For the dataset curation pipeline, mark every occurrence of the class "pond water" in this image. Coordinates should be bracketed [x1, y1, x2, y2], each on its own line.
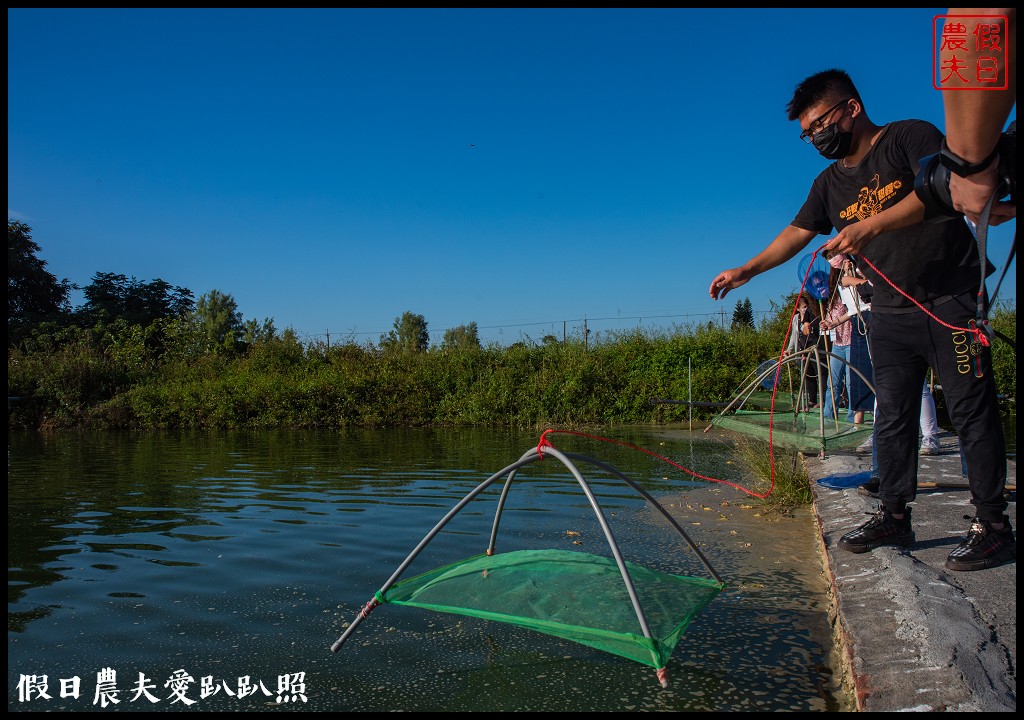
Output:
[8, 426, 850, 712]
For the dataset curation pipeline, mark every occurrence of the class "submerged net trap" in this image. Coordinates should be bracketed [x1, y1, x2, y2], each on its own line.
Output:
[330, 442, 725, 687]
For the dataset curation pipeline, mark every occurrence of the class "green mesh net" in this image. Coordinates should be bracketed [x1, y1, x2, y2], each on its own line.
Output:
[331, 445, 727, 684]
[378, 548, 725, 669]
[712, 408, 872, 454]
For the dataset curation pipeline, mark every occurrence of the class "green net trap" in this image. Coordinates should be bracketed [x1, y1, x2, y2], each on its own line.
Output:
[330, 444, 725, 687]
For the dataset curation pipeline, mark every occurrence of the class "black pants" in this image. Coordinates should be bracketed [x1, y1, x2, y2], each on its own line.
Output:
[799, 340, 827, 405]
[870, 293, 1007, 522]
[801, 356, 819, 405]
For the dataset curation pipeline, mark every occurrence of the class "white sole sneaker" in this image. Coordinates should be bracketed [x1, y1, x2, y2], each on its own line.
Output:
[919, 438, 941, 456]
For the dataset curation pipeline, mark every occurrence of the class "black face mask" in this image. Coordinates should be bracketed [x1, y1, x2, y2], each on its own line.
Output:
[812, 121, 853, 160]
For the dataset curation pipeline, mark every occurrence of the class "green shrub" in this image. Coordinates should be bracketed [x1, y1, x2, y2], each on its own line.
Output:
[10, 295, 1012, 431]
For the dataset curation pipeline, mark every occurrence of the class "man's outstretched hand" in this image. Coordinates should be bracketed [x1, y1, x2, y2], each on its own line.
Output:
[709, 267, 750, 301]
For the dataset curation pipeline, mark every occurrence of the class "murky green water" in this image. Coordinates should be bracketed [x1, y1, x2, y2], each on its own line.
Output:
[8, 426, 850, 711]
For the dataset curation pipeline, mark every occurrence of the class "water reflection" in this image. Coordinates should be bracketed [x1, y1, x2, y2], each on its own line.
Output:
[8, 427, 849, 711]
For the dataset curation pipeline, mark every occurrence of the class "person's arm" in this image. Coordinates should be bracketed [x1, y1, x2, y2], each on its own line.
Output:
[943, 8, 1016, 163]
[943, 8, 1016, 225]
[709, 225, 818, 300]
[823, 191, 928, 257]
[787, 316, 799, 355]
[821, 312, 854, 331]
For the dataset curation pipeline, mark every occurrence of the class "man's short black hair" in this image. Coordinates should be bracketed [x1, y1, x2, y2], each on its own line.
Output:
[786, 69, 863, 121]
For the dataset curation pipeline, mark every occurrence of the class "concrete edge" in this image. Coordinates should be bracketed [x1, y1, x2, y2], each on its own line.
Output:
[801, 449, 865, 711]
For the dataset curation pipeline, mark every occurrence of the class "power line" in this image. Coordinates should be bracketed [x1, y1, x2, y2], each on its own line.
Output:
[293, 308, 783, 345]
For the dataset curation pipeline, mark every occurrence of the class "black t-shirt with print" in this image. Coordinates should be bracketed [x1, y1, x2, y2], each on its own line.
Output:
[791, 119, 983, 313]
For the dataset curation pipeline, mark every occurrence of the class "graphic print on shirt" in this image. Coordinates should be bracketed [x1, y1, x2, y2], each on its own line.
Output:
[839, 174, 904, 222]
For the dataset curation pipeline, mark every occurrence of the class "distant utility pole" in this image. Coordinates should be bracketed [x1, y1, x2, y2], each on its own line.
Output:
[326, 330, 330, 349]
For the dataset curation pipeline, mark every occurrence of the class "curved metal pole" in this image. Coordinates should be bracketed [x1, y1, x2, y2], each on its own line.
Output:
[809, 345, 827, 453]
[823, 345, 840, 431]
[708, 344, 884, 444]
[705, 358, 783, 429]
[783, 349, 877, 409]
[759, 348, 872, 430]
[750, 353, 813, 413]
[489, 450, 720, 584]
[705, 352, 811, 431]
[331, 452, 543, 652]
[748, 354, 810, 413]
[706, 347, 879, 454]
[333, 443, 725, 680]
[727, 360, 772, 404]
[808, 347, 880, 436]
[486, 468, 519, 555]
[562, 452, 722, 585]
[526, 446, 657, 648]
[814, 349, 878, 428]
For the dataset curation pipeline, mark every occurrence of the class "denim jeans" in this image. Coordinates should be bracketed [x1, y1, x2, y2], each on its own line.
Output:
[822, 343, 850, 420]
[920, 380, 939, 439]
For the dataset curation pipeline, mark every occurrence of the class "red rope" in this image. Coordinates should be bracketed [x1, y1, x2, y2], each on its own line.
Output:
[535, 242, 989, 500]
[535, 257, 819, 500]
[359, 597, 379, 619]
[537, 428, 773, 499]
[853, 253, 991, 347]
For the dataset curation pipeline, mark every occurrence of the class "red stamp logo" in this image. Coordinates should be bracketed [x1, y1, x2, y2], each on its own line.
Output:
[934, 14, 1009, 90]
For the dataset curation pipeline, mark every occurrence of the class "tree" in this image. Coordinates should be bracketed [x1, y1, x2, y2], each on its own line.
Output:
[731, 297, 755, 330]
[195, 289, 244, 352]
[141, 278, 194, 320]
[8, 220, 73, 340]
[380, 311, 429, 353]
[241, 317, 277, 345]
[441, 322, 481, 351]
[78, 272, 193, 327]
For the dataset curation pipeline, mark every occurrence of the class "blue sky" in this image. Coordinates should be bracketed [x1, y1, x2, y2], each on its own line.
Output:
[8, 8, 1016, 346]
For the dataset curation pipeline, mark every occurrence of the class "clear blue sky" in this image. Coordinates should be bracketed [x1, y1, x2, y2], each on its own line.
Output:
[8, 8, 1016, 346]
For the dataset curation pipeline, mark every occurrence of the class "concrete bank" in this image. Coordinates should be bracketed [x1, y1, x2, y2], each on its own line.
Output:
[804, 429, 1016, 712]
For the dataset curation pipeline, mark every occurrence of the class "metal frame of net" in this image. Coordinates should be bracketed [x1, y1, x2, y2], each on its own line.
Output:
[709, 351, 876, 455]
[330, 444, 725, 687]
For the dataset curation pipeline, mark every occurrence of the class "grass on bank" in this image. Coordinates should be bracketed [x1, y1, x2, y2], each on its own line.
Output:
[732, 436, 813, 511]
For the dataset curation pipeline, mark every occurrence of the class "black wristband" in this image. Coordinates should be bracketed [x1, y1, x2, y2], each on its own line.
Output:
[938, 139, 999, 178]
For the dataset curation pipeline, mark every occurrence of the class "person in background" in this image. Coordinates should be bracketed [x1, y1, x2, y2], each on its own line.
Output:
[786, 292, 822, 409]
[836, 257, 874, 425]
[918, 381, 941, 456]
[822, 253, 876, 456]
[819, 266, 851, 422]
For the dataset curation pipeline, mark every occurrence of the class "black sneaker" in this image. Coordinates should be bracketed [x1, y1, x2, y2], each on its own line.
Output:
[838, 507, 915, 554]
[945, 515, 1016, 571]
[857, 477, 880, 498]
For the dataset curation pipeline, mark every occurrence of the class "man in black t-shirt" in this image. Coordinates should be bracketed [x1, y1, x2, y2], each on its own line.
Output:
[709, 69, 1012, 572]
